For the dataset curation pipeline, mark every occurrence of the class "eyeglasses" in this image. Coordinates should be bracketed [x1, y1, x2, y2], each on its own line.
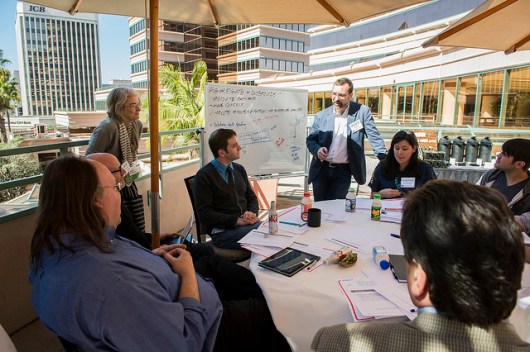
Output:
[125, 103, 141, 110]
[331, 92, 350, 98]
[99, 182, 123, 192]
[110, 164, 122, 175]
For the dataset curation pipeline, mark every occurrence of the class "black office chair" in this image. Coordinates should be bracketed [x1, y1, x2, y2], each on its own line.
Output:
[184, 175, 251, 263]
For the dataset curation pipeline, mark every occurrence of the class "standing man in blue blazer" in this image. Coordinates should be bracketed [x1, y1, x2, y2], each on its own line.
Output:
[306, 77, 387, 201]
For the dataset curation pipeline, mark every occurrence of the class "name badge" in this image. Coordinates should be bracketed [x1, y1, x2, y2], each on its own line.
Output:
[401, 177, 416, 188]
[349, 120, 363, 133]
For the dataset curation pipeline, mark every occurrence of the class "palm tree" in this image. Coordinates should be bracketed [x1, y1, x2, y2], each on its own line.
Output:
[155, 60, 208, 148]
[0, 58, 21, 143]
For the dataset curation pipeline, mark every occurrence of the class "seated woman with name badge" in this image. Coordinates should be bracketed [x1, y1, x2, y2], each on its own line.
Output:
[368, 130, 436, 198]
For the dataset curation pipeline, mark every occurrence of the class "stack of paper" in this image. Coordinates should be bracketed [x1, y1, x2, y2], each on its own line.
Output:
[380, 210, 402, 224]
[338, 268, 415, 322]
[238, 229, 295, 257]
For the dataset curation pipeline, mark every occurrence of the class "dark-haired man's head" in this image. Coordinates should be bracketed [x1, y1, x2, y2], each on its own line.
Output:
[495, 138, 530, 172]
[208, 128, 241, 164]
[401, 180, 524, 327]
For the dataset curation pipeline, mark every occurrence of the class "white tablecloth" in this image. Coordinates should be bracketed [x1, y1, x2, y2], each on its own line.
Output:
[249, 199, 530, 351]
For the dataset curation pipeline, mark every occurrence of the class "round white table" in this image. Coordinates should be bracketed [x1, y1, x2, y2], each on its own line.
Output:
[249, 199, 530, 351]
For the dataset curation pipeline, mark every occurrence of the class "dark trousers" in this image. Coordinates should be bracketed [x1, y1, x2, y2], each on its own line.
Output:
[312, 163, 352, 201]
[211, 221, 262, 249]
[194, 255, 291, 352]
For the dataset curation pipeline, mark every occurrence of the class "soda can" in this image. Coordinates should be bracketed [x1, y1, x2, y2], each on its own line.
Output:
[345, 197, 356, 212]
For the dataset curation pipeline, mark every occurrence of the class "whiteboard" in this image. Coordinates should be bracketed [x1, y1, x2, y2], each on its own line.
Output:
[203, 83, 308, 176]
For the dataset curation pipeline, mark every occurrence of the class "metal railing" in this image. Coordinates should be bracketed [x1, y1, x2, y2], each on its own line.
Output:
[0, 128, 201, 221]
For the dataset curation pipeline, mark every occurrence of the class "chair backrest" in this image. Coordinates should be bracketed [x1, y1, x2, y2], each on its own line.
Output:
[183, 175, 251, 263]
[183, 175, 206, 243]
[249, 178, 279, 218]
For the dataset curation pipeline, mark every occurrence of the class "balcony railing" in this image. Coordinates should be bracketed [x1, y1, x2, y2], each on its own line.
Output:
[0, 128, 201, 223]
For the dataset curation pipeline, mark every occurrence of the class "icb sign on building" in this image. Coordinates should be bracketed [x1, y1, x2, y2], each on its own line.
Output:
[28, 5, 46, 12]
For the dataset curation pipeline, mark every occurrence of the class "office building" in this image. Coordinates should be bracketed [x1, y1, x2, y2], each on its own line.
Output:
[217, 24, 309, 85]
[128, 18, 218, 90]
[15, 1, 101, 116]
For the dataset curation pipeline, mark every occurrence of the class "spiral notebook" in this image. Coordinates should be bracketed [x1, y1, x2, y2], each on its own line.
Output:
[258, 247, 320, 277]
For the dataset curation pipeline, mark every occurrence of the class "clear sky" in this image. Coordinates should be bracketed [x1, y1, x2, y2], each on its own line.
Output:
[0, 0, 131, 83]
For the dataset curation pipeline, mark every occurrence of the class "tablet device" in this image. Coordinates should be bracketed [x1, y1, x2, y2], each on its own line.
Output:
[258, 247, 320, 277]
[389, 254, 407, 283]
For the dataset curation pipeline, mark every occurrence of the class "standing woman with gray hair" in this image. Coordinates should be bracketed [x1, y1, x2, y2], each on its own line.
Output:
[86, 87, 145, 231]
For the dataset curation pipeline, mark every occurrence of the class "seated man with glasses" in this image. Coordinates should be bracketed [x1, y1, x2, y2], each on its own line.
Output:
[85, 155, 163, 238]
[29, 156, 290, 351]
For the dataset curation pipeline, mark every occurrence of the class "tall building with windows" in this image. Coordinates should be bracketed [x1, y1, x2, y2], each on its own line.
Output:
[217, 24, 309, 85]
[128, 18, 218, 90]
[15, 2, 101, 116]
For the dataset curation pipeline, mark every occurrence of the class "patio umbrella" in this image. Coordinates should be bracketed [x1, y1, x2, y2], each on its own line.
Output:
[27, 0, 429, 248]
[26, 0, 429, 26]
[423, 0, 530, 54]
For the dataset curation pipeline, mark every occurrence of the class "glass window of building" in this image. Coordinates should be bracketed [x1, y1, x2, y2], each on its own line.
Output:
[368, 88, 380, 117]
[441, 79, 457, 125]
[381, 86, 394, 120]
[395, 85, 413, 121]
[354, 89, 366, 105]
[308, 93, 315, 115]
[314, 92, 324, 113]
[324, 91, 332, 109]
[457, 75, 478, 126]
[422, 81, 439, 122]
[414, 83, 422, 121]
[506, 67, 530, 127]
[479, 71, 504, 127]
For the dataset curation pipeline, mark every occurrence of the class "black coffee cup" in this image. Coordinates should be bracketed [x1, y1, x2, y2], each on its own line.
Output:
[301, 208, 321, 227]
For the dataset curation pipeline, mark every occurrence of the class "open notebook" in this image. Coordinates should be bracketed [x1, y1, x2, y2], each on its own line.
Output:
[258, 247, 320, 277]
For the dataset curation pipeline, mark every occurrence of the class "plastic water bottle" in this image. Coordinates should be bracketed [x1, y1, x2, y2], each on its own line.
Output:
[371, 193, 382, 220]
[345, 187, 356, 212]
[269, 200, 278, 235]
[301, 191, 312, 220]
[373, 246, 390, 270]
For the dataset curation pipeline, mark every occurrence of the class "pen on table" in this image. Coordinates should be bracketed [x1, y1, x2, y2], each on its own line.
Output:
[279, 221, 305, 227]
[330, 238, 359, 249]
[254, 230, 292, 238]
[384, 208, 402, 211]
[390, 233, 400, 239]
